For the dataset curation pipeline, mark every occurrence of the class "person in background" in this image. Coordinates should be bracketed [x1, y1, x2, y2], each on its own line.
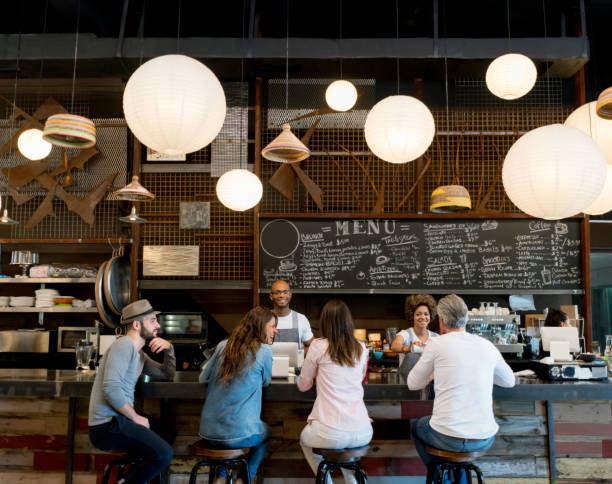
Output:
[270, 280, 313, 348]
[408, 295, 515, 484]
[297, 299, 371, 484]
[199, 306, 278, 484]
[545, 308, 572, 327]
[391, 294, 438, 377]
[88, 299, 176, 484]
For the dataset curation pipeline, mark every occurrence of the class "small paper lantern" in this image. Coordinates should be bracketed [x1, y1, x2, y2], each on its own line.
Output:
[261, 124, 310, 163]
[596, 86, 612, 120]
[486, 53, 537, 100]
[430, 185, 471, 213]
[216, 169, 263, 211]
[123, 54, 226, 156]
[565, 101, 612, 163]
[502, 124, 606, 220]
[43, 114, 96, 149]
[17, 129, 52, 160]
[325, 80, 358, 112]
[364, 95, 435, 164]
[583, 164, 612, 215]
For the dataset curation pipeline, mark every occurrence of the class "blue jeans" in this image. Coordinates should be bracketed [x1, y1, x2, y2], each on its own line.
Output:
[200, 424, 271, 481]
[411, 416, 494, 484]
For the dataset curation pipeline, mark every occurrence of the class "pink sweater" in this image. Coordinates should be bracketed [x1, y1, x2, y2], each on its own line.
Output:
[297, 338, 370, 431]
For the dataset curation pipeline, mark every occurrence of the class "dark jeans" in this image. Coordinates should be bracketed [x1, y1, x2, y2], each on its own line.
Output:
[200, 424, 271, 481]
[89, 414, 175, 484]
[411, 416, 494, 484]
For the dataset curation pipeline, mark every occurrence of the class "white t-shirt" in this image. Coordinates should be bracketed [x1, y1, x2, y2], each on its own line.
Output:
[407, 331, 515, 439]
[276, 310, 313, 347]
[396, 327, 438, 366]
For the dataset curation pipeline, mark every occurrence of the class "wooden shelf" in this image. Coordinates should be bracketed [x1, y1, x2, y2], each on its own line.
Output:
[0, 307, 98, 313]
[0, 278, 96, 284]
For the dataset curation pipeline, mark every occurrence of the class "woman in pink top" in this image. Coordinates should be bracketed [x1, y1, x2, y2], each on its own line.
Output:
[297, 299, 372, 484]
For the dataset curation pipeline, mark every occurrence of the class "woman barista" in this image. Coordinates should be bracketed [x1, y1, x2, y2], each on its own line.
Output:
[391, 294, 438, 378]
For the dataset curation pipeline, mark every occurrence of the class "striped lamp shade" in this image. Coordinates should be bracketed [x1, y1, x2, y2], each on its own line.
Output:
[261, 124, 310, 163]
[430, 185, 472, 213]
[596, 87, 612, 120]
[43, 114, 96, 149]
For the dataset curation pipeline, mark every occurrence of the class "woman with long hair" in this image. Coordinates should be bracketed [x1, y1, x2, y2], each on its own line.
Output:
[297, 300, 371, 484]
[199, 306, 278, 484]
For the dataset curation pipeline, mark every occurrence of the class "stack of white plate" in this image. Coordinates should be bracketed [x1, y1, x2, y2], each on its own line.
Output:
[35, 288, 59, 308]
[0, 296, 9, 307]
[9, 296, 35, 307]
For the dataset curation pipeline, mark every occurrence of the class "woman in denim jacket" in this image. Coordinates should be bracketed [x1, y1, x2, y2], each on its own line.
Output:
[199, 306, 278, 484]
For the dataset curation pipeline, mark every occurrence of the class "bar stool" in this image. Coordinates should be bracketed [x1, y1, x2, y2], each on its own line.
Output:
[424, 446, 486, 484]
[312, 445, 369, 484]
[101, 453, 143, 484]
[189, 440, 252, 484]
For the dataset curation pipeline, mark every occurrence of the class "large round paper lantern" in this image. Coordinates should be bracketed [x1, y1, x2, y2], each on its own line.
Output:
[486, 53, 537, 100]
[583, 164, 612, 215]
[502, 124, 606, 220]
[325, 80, 358, 112]
[565, 101, 612, 164]
[123, 54, 226, 156]
[216, 169, 263, 211]
[364, 95, 435, 164]
[17, 128, 52, 160]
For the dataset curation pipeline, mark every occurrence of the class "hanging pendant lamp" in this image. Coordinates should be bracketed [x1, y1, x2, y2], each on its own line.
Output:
[42, 113, 96, 149]
[486, 53, 537, 100]
[430, 185, 472, 213]
[261, 124, 311, 163]
[0, 197, 18, 225]
[119, 205, 147, 224]
[216, 169, 263, 211]
[18, 128, 52, 160]
[113, 176, 155, 202]
[596, 87, 612, 120]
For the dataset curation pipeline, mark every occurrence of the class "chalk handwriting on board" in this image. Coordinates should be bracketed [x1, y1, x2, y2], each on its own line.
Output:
[259, 219, 582, 291]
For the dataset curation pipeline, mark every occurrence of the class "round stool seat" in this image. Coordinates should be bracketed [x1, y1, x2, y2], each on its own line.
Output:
[424, 445, 487, 463]
[313, 445, 370, 463]
[191, 440, 250, 459]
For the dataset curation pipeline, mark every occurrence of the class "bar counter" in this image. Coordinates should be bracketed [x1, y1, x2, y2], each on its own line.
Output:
[0, 368, 610, 401]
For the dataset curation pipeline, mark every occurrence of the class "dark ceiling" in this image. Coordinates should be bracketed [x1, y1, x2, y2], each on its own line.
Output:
[0, 0, 610, 101]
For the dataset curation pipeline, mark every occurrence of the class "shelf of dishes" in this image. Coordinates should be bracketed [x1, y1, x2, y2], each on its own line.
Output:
[0, 307, 98, 313]
[0, 278, 96, 283]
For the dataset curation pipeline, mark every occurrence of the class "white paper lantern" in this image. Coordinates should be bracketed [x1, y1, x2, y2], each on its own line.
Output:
[17, 128, 52, 161]
[565, 101, 612, 164]
[583, 164, 612, 215]
[216, 169, 263, 211]
[325, 80, 358, 112]
[486, 53, 537, 100]
[502, 124, 607, 220]
[364, 95, 435, 163]
[123, 54, 226, 156]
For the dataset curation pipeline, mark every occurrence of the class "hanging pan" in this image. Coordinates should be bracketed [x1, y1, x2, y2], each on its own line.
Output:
[95, 260, 120, 329]
[104, 253, 131, 315]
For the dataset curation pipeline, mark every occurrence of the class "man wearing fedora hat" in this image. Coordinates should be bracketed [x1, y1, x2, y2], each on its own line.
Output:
[88, 299, 176, 483]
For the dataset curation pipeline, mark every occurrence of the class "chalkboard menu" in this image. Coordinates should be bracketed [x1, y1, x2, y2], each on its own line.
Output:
[259, 218, 582, 292]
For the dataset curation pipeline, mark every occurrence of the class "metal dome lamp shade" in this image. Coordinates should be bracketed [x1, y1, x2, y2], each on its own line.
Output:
[113, 176, 155, 202]
[565, 101, 612, 165]
[596, 87, 612, 120]
[326, 80, 358, 112]
[502, 124, 607, 220]
[430, 185, 472, 213]
[216, 169, 263, 211]
[43, 113, 96, 149]
[119, 205, 147, 224]
[486, 53, 537, 100]
[18, 128, 52, 160]
[364, 95, 435, 164]
[123, 55, 226, 156]
[261, 124, 311, 163]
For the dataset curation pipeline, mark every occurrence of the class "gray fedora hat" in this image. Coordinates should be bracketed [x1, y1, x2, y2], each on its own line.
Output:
[120, 299, 161, 325]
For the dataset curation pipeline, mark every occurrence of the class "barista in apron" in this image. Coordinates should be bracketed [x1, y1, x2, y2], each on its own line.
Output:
[269, 280, 314, 348]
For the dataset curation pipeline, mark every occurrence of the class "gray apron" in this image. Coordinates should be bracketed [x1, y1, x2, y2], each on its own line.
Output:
[399, 351, 422, 380]
[275, 311, 300, 346]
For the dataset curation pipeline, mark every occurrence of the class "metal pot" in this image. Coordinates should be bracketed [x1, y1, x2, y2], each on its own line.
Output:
[103, 255, 131, 315]
[95, 260, 120, 329]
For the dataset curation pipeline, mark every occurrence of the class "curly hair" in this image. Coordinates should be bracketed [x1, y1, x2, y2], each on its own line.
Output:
[217, 306, 276, 384]
[404, 294, 437, 323]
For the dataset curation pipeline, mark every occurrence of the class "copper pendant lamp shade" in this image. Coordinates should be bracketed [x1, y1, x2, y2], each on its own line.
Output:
[261, 124, 311, 163]
[430, 185, 472, 213]
[43, 113, 96, 149]
[113, 176, 155, 202]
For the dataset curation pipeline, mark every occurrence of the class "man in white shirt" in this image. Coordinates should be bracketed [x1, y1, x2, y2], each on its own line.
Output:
[407, 294, 515, 483]
[269, 280, 313, 348]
